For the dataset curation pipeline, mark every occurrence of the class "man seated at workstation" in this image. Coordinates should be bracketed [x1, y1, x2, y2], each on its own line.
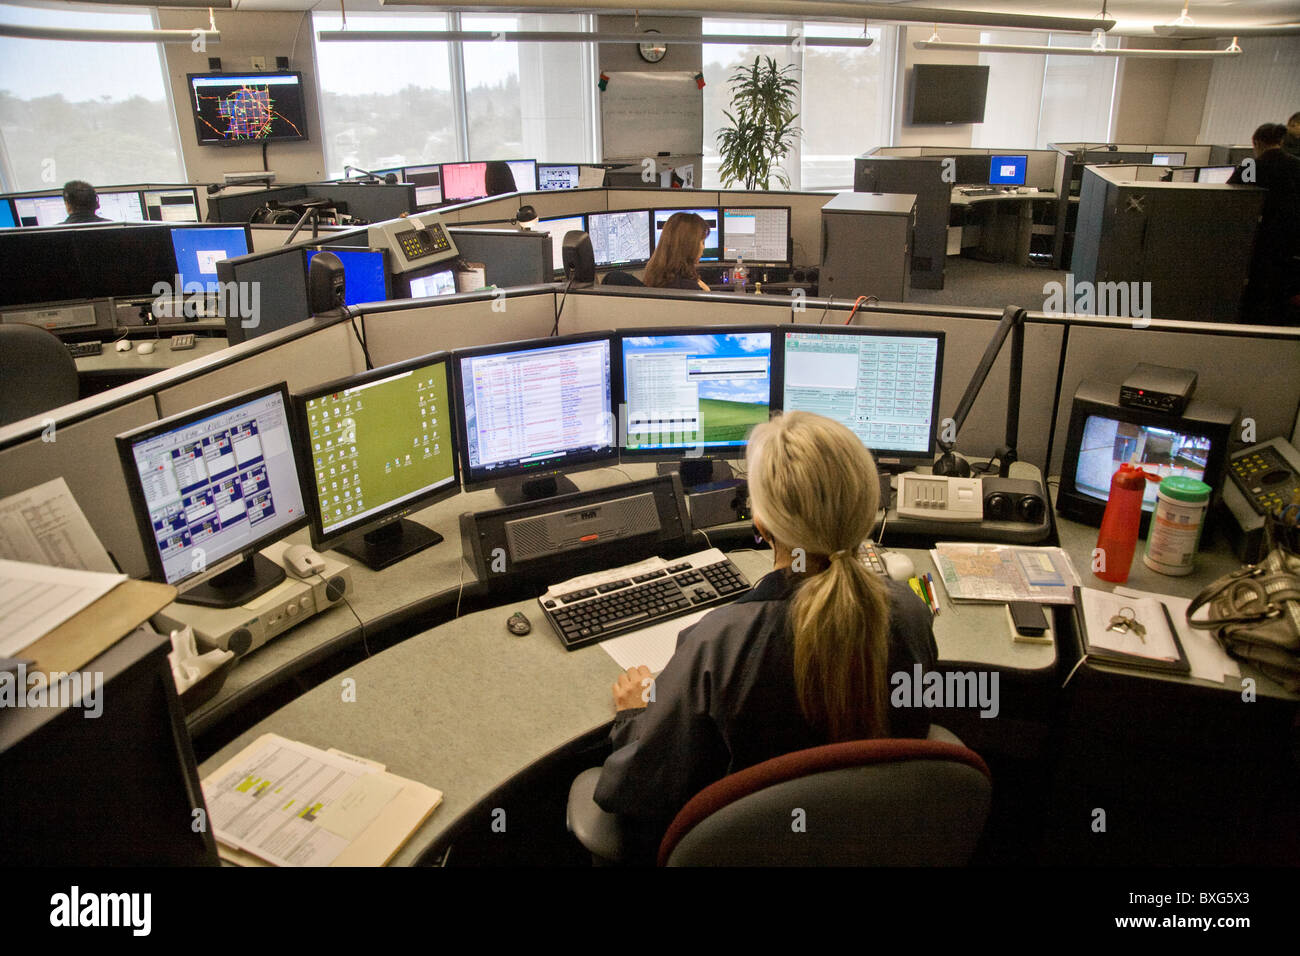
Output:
[642, 212, 711, 291]
[1229, 122, 1300, 324]
[61, 179, 110, 225]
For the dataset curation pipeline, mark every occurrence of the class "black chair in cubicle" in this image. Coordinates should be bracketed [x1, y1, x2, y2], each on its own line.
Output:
[0, 325, 80, 426]
[602, 271, 644, 287]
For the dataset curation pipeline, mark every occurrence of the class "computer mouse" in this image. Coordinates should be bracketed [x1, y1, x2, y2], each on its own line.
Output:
[506, 611, 531, 636]
[115, 340, 132, 352]
[283, 543, 326, 578]
[137, 341, 156, 355]
[881, 551, 915, 582]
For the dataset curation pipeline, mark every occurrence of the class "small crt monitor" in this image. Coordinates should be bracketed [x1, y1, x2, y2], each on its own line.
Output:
[587, 210, 651, 267]
[1151, 152, 1186, 166]
[1197, 165, 1236, 184]
[144, 188, 200, 222]
[721, 207, 790, 264]
[988, 154, 1028, 186]
[653, 208, 721, 262]
[187, 71, 308, 144]
[536, 163, 580, 190]
[440, 162, 488, 203]
[171, 225, 251, 294]
[294, 352, 460, 570]
[537, 214, 586, 273]
[116, 383, 309, 608]
[775, 326, 944, 469]
[306, 248, 389, 306]
[404, 165, 442, 207]
[404, 266, 457, 298]
[619, 327, 774, 482]
[94, 190, 146, 223]
[454, 333, 617, 503]
[13, 194, 70, 228]
[507, 159, 537, 192]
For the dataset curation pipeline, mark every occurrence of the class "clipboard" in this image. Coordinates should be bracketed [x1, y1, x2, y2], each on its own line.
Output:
[1074, 585, 1192, 675]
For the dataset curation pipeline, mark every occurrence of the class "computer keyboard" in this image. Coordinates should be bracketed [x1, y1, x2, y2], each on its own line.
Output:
[539, 548, 752, 651]
[66, 340, 102, 358]
[958, 187, 1000, 197]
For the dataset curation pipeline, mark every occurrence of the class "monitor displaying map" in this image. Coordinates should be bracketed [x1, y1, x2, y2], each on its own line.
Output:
[587, 210, 652, 267]
[188, 72, 309, 146]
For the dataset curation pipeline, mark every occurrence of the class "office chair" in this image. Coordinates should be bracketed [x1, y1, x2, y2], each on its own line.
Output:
[567, 725, 991, 866]
[0, 324, 80, 427]
[602, 270, 644, 287]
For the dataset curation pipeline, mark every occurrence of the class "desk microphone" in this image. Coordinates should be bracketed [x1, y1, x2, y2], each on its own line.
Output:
[344, 165, 398, 185]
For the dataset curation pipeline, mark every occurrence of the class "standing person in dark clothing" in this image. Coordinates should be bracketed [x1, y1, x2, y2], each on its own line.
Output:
[642, 211, 711, 290]
[593, 411, 938, 858]
[1229, 123, 1300, 323]
[61, 180, 109, 224]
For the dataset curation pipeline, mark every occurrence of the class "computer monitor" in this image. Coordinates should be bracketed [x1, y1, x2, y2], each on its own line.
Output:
[988, 155, 1028, 187]
[721, 207, 790, 264]
[653, 208, 721, 262]
[1197, 166, 1236, 184]
[536, 164, 580, 190]
[440, 162, 489, 203]
[1056, 380, 1235, 536]
[306, 248, 389, 306]
[537, 214, 586, 273]
[293, 352, 459, 570]
[170, 225, 252, 294]
[216, 246, 310, 345]
[404, 165, 442, 207]
[187, 71, 309, 145]
[618, 327, 775, 483]
[454, 333, 617, 503]
[587, 210, 652, 267]
[1170, 168, 1197, 183]
[507, 159, 537, 192]
[93, 190, 146, 223]
[12, 194, 70, 228]
[0, 199, 15, 230]
[774, 326, 944, 470]
[403, 266, 458, 298]
[1151, 152, 1186, 166]
[144, 188, 200, 222]
[116, 383, 309, 608]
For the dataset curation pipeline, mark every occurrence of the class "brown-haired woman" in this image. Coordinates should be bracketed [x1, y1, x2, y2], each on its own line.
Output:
[643, 211, 711, 291]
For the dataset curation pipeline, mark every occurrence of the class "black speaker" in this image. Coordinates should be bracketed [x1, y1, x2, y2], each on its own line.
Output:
[276, 56, 290, 69]
[982, 477, 1046, 524]
[561, 231, 595, 283]
[308, 251, 346, 315]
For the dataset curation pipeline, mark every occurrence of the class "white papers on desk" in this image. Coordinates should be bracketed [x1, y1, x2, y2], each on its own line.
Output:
[601, 608, 709, 673]
[1114, 586, 1240, 684]
[1080, 587, 1180, 663]
[0, 477, 116, 573]
[0, 559, 126, 657]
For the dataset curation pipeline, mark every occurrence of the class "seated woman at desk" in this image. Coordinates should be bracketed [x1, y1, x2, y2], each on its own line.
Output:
[642, 211, 711, 291]
[593, 411, 937, 856]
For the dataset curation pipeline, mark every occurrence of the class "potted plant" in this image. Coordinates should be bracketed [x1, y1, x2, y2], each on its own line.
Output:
[715, 55, 802, 190]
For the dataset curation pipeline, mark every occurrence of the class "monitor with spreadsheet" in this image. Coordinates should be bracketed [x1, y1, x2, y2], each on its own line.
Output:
[720, 207, 790, 264]
[306, 248, 389, 306]
[587, 210, 652, 267]
[618, 327, 774, 470]
[536, 164, 580, 190]
[537, 214, 586, 273]
[116, 383, 309, 607]
[1151, 152, 1186, 166]
[989, 155, 1028, 186]
[1170, 168, 1197, 183]
[1197, 166, 1235, 184]
[774, 326, 945, 468]
[453, 333, 617, 502]
[652, 208, 721, 262]
[12, 194, 71, 228]
[293, 353, 459, 569]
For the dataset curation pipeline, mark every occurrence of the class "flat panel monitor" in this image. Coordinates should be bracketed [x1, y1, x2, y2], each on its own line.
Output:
[116, 383, 309, 607]
[294, 352, 459, 569]
[1197, 166, 1235, 184]
[405, 266, 458, 298]
[216, 246, 310, 345]
[988, 154, 1028, 186]
[306, 248, 389, 306]
[721, 207, 790, 264]
[13, 194, 70, 228]
[1056, 380, 1235, 535]
[537, 214, 586, 273]
[454, 333, 617, 503]
[94, 190, 146, 223]
[507, 159, 537, 192]
[440, 162, 488, 203]
[1151, 152, 1186, 166]
[144, 188, 201, 222]
[1170, 168, 1197, 183]
[170, 225, 251, 293]
[775, 326, 944, 469]
[587, 209, 651, 267]
[652, 208, 721, 262]
[404, 165, 442, 207]
[187, 72, 308, 145]
[911, 64, 989, 124]
[618, 327, 774, 478]
[0, 199, 15, 229]
[537, 163, 580, 190]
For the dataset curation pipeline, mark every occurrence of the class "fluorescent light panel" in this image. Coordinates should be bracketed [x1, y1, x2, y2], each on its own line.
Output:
[316, 30, 873, 47]
[0, 23, 220, 43]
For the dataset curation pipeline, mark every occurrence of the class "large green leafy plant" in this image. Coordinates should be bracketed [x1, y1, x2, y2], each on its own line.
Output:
[715, 55, 801, 190]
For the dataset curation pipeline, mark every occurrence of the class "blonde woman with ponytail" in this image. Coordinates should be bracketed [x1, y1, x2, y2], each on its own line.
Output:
[594, 411, 937, 850]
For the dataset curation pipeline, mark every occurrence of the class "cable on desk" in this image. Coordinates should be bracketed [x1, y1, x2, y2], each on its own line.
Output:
[350, 314, 373, 371]
[1062, 654, 1088, 688]
[454, 555, 466, 619]
[844, 295, 877, 325]
[551, 274, 576, 336]
[818, 295, 835, 325]
[697, 527, 714, 551]
[310, 569, 371, 657]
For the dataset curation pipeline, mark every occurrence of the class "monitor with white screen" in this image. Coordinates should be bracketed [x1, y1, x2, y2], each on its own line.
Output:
[721, 207, 790, 264]
[13, 195, 71, 228]
[1197, 166, 1235, 184]
[408, 267, 457, 298]
[587, 210, 651, 267]
[1152, 152, 1186, 166]
[507, 159, 537, 192]
[537, 215, 586, 273]
[94, 191, 146, 223]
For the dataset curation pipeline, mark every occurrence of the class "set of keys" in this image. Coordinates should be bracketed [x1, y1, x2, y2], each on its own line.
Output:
[1106, 607, 1147, 643]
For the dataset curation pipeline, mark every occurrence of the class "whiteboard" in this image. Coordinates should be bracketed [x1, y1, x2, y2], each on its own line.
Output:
[600, 71, 703, 161]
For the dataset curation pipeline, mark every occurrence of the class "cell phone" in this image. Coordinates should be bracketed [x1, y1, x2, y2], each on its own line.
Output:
[1008, 601, 1048, 635]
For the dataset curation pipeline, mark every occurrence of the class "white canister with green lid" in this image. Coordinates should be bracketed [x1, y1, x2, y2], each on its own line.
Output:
[1143, 476, 1212, 576]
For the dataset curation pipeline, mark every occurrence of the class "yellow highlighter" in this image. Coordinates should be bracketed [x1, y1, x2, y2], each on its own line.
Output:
[907, 577, 928, 604]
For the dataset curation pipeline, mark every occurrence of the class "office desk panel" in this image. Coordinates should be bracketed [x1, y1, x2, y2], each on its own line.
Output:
[75, 336, 228, 376]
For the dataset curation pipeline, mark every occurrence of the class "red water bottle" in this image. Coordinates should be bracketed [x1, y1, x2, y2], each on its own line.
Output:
[1093, 463, 1157, 583]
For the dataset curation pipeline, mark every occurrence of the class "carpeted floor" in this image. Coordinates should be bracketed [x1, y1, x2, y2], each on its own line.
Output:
[905, 255, 1066, 313]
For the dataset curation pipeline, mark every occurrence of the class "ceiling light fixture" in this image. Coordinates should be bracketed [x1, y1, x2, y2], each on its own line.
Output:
[0, 23, 220, 44]
[316, 30, 874, 47]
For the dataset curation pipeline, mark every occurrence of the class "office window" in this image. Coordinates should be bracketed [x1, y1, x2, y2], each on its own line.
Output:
[0, 4, 183, 191]
[972, 32, 1048, 149]
[460, 14, 597, 162]
[1037, 33, 1118, 148]
[312, 13, 457, 176]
